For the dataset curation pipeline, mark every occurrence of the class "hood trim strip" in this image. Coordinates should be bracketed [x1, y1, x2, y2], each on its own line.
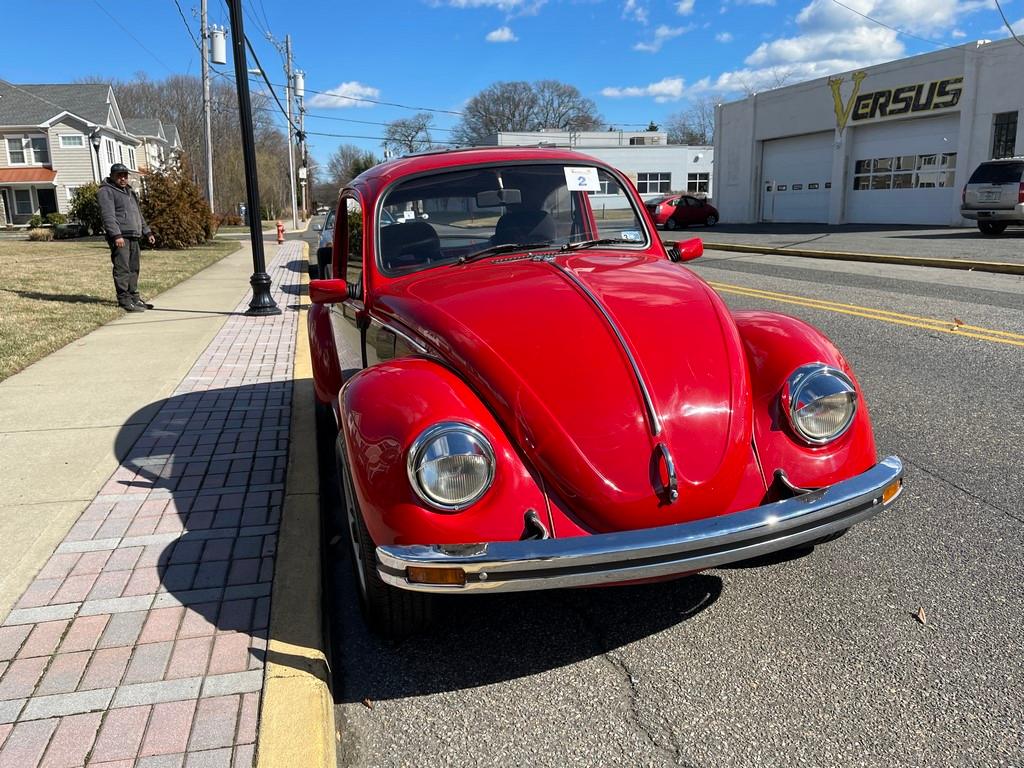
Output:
[539, 255, 662, 437]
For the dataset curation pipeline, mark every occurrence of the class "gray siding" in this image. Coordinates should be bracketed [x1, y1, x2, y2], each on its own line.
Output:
[48, 119, 97, 212]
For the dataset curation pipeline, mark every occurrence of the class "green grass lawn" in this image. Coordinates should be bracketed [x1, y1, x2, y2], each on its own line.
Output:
[0, 237, 239, 382]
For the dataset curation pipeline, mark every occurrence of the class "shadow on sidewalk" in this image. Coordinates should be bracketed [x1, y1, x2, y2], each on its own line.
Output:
[113, 382, 294, 672]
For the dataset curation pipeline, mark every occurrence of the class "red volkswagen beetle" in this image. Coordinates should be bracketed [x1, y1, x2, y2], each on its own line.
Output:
[308, 147, 902, 637]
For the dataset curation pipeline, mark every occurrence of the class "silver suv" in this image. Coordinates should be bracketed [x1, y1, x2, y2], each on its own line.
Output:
[960, 158, 1024, 235]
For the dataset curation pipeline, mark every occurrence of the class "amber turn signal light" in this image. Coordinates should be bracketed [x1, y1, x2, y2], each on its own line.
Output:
[407, 566, 467, 587]
[882, 481, 902, 505]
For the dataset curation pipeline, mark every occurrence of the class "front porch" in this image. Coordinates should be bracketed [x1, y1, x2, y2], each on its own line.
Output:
[0, 168, 59, 227]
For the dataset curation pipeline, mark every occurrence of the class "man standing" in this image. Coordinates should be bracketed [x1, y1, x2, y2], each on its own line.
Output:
[98, 163, 156, 312]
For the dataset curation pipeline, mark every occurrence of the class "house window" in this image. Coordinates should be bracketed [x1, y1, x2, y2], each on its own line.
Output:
[636, 172, 671, 194]
[118, 145, 124, 163]
[127, 147, 136, 169]
[30, 138, 50, 164]
[14, 189, 33, 215]
[992, 111, 1017, 159]
[106, 140, 116, 164]
[687, 172, 709, 193]
[60, 134, 85, 148]
[6, 138, 25, 164]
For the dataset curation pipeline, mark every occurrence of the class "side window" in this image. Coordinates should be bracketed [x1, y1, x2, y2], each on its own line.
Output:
[340, 197, 363, 291]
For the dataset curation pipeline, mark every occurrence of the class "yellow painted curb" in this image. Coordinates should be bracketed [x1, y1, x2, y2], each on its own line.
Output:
[701, 241, 1024, 276]
[257, 242, 337, 768]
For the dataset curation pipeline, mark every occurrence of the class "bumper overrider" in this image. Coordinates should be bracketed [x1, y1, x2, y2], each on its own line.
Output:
[377, 456, 903, 593]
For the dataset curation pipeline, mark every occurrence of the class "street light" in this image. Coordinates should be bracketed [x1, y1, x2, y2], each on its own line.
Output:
[91, 134, 102, 183]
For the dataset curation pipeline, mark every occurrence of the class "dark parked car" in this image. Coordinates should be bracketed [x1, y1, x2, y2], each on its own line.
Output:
[311, 209, 335, 279]
[960, 158, 1024, 235]
[646, 195, 718, 230]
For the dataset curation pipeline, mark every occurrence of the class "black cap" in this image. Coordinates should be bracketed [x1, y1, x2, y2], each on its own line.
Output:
[109, 163, 130, 176]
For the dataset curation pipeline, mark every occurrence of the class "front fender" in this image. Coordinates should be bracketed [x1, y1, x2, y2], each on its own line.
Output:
[341, 357, 550, 547]
[733, 310, 877, 490]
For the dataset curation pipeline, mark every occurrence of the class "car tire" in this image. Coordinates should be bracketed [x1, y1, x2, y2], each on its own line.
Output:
[665, 218, 678, 231]
[705, 214, 718, 227]
[978, 221, 1007, 235]
[336, 440, 434, 638]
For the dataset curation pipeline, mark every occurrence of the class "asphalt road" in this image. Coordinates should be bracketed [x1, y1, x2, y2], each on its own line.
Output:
[322, 247, 1024, 768]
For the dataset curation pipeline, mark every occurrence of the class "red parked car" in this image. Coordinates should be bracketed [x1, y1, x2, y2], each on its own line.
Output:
[308, 147, 902, 636]
[646, 194, 719, 230]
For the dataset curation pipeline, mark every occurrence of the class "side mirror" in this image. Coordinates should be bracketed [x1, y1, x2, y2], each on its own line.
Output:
[309, 278, 351, 304]
[666, 238, 703, 263]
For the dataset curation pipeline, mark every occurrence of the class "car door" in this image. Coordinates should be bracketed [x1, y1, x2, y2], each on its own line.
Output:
[678, 196, 699, 225]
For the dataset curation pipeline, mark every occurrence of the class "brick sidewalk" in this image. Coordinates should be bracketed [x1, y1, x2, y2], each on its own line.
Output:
[0, 243, 303, 767]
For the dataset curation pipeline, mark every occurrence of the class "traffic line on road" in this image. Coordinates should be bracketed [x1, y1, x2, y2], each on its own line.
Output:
[708, 280, 1024, 348]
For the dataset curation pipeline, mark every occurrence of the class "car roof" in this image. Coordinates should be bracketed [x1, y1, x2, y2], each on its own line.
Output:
[350, 146, 612, 198]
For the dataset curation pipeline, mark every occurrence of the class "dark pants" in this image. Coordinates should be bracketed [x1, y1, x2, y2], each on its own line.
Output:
[108, 237, 141, 306]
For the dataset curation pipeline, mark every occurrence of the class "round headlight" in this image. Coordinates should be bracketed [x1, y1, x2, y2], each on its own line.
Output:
[407, 423, 495, 511]
[783, 364, 858, 445]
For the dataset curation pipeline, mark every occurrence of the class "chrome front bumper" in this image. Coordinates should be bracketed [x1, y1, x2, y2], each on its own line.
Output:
[377, 456, 903, 593]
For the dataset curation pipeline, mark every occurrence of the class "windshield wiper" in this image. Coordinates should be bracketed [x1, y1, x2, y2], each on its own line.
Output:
[456, 241, 553, 265]
[561, 238, 631, 251]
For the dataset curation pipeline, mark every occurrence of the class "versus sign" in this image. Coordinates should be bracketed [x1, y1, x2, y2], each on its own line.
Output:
[829, 72, 964, 132]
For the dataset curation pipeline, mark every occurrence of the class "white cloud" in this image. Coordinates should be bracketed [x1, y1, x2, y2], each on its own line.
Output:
[951, 27, 967, 37]
[623, 0, 649, 24]
[486, 26, 518, 42]
[716, 31, 734, 42]
[676, 0, 696, 14]
[446, 0, 529, 9]
[602, 76, 696, 102]
[634, 24, 692, 52]
[308, 81, 381, 109]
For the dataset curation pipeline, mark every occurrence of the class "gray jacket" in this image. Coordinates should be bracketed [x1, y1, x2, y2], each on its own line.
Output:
[98, 179, 151, 239]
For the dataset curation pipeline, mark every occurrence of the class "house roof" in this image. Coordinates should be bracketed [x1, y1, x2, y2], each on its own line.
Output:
[0, 168, 58, 183]
[124, 119, 165, 140]
[0, 81, 114, 126]
[164, 124, 181, 148]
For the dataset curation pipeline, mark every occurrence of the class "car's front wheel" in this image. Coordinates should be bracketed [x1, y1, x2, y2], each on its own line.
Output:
[705, 214, 718, 227]
[978, 221, 1008, 235]
[665, 218, 679, 231]
[337, 441, 434, 637]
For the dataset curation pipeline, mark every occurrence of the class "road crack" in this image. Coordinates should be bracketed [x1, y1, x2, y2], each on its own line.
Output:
[903, 456, 1024, 525]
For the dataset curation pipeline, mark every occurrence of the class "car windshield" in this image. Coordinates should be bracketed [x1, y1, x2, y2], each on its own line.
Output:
[968, 162, 1024, 184]
[377, 162, 649, 274]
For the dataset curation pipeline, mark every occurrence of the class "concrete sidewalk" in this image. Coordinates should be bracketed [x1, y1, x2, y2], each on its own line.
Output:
[0, 239, 317, 767]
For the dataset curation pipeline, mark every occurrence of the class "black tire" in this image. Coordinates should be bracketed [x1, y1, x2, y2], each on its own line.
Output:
[978, 221, 1007, 235]
[336, 441, 434, 637]
[705, 214, 718, 227]
[665, 218, 679, 231]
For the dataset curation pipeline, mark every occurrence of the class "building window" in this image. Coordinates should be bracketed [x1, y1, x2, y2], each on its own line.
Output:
[14, 189, 32, 215]
[30, 138, 50, 164]
[687, 172, 709, 193]
[106, 140, 116, 164]
[852, 153, 956, 190]
[636, 172, 671, 194]
[127, 147, 136, 169]
[60, 134, 85, 148]
[992, 111, 1017, 159]
[6, 138, 25, 164]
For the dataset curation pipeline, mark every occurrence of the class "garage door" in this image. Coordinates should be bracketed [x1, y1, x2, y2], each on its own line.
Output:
[845, 114, 959, 225]
[760, 132, 833, 223]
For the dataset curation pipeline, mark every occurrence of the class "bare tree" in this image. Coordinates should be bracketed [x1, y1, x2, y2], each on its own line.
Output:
[452, 80, 602, 146]
[384, 113, 434, 158]
[666, 94, 722, 145]
[326, 144, 378, 187]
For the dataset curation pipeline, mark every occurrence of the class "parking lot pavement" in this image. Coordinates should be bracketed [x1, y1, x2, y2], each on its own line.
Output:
[686, 223, 1023, 265]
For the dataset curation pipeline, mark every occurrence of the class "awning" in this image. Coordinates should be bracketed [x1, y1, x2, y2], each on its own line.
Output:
[0, 168, 58, 184]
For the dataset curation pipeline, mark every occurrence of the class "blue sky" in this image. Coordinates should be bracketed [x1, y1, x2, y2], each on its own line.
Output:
[5, 0, 1021, 166]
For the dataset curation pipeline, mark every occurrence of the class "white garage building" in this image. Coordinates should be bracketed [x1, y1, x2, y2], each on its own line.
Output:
[713, 38, 1024, 226]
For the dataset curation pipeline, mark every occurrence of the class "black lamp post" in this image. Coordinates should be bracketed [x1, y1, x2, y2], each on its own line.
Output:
[226, 0, 280, 316]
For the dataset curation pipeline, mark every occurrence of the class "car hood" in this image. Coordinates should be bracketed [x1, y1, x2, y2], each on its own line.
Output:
[374, 251, 762, 532]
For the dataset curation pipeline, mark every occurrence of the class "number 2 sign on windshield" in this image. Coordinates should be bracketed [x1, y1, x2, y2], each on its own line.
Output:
[564, 167, 601, 192]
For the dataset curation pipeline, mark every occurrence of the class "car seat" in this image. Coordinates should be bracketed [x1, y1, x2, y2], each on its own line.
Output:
[492, 209, 556, 245]
[379, 220, 442, 270]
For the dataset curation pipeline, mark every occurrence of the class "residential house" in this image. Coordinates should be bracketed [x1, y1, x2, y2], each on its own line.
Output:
[123, 118, 183, 175]
[0, 80, 142, 226]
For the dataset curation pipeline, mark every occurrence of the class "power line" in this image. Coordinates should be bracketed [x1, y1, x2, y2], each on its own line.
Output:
[285, 80, 464, 116]
[243, 35, 300, 134]
[993, 0, 1024, 48]
[828, 0, 956, 50]
[92, 0, 176, 71]
[172, 0, 202, 52]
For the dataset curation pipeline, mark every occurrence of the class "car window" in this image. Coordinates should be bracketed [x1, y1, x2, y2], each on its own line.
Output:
[341, 197, 363, 290]
[324, 209, 335, 230]
[378, 162, 648, 275]
[968, 162, 1024, 184]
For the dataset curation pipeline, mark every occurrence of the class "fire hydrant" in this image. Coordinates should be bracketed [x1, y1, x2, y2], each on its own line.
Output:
[276, 220, 285, 244]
